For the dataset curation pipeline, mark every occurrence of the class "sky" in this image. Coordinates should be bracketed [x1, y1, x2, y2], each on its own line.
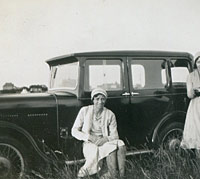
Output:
[0, 0, 200, 89]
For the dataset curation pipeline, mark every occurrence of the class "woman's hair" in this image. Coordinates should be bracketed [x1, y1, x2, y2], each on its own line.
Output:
[92, 93, 99, 101]
[91, 93, 106, 101]
[194, 56, 200, 69]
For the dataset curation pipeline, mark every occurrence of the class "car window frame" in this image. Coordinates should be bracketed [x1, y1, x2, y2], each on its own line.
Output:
[79, 57, 129, 99]
[168, 58, 193, 89]
[128, 57, 169, 91]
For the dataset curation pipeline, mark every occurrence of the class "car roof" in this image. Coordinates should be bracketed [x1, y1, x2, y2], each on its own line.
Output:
[46, 50, 193, 65]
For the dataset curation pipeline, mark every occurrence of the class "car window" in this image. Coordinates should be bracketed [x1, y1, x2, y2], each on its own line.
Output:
[50, 62, 79, 89]
[84, 59, 123, 91]
[169, 59, 189, 86]
[131, 59, 167, 89]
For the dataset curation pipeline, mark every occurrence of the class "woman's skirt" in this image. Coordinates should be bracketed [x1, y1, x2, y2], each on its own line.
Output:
[77, 139, 125, 177]
[181, 97, 200, 149]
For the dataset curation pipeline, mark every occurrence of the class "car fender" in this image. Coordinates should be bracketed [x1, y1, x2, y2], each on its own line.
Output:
[151, 111, 186, 144]
[0, 120, 52, 162]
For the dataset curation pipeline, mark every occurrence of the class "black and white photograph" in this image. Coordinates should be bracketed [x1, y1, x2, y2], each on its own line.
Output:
[0, 0, 200, 178]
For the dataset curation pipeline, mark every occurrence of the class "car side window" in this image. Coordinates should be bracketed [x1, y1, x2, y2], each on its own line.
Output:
[131, 59, 167, 89]
[169, 59, 190, 86]
[84, 59, 123, 91]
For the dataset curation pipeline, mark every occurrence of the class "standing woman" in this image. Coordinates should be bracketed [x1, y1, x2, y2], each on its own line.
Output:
[72, 88, 126, 178]
[181, 53, 200, 152]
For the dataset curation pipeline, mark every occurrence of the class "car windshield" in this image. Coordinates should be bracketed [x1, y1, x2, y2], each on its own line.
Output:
[50, 61, 79, 90]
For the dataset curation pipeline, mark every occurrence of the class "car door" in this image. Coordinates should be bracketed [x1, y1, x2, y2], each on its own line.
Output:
[80, 57, 130, 145]
[127, 57, 172, 148]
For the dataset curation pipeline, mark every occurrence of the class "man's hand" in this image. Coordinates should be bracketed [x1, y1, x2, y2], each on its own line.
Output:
[95, 137, 108, 146]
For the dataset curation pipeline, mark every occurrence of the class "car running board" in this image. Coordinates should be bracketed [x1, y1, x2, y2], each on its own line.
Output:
[65, 149, 154, 165]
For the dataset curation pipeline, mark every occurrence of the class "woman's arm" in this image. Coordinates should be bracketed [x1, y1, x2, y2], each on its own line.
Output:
[71, 108, 90, 142]
[107, 113, 119, 141]
[187, 73, 195, 99]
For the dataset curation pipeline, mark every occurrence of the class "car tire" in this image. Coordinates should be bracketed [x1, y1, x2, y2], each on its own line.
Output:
[157, 122, 184, 151]
[0, 136, 29, 179]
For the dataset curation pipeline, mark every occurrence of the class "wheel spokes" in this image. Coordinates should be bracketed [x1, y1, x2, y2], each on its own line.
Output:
[163, 130, 182, 151]
[0, 143, 24, 178]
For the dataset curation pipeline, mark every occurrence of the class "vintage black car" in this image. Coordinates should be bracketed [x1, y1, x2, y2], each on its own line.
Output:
[0, 51, 193, 178]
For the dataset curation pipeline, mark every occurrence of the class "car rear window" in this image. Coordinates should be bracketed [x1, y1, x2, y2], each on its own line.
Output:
[170, 59, 190, 87]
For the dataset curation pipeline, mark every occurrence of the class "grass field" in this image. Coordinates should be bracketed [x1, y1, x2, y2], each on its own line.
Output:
[23, 148, 200, 179]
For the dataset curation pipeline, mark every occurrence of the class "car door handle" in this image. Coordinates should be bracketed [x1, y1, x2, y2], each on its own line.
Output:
[122, 92, 130, 96]
[131, 92, 139, 96]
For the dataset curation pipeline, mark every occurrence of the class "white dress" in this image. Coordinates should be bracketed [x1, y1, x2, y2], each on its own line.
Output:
[71, 105, 125, 177]
[181, 70, 200, 149]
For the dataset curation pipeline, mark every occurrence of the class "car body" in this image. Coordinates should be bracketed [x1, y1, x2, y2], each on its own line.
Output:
[0, 51, 193, 178]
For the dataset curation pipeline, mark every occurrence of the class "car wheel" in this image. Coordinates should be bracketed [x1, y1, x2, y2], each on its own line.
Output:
[157, 122, 184, 151]
[0, 137, 28, 179]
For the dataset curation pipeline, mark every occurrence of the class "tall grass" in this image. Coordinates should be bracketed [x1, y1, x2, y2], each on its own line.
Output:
[125, 149, 199, 179]
[23, 149, 200, 179]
